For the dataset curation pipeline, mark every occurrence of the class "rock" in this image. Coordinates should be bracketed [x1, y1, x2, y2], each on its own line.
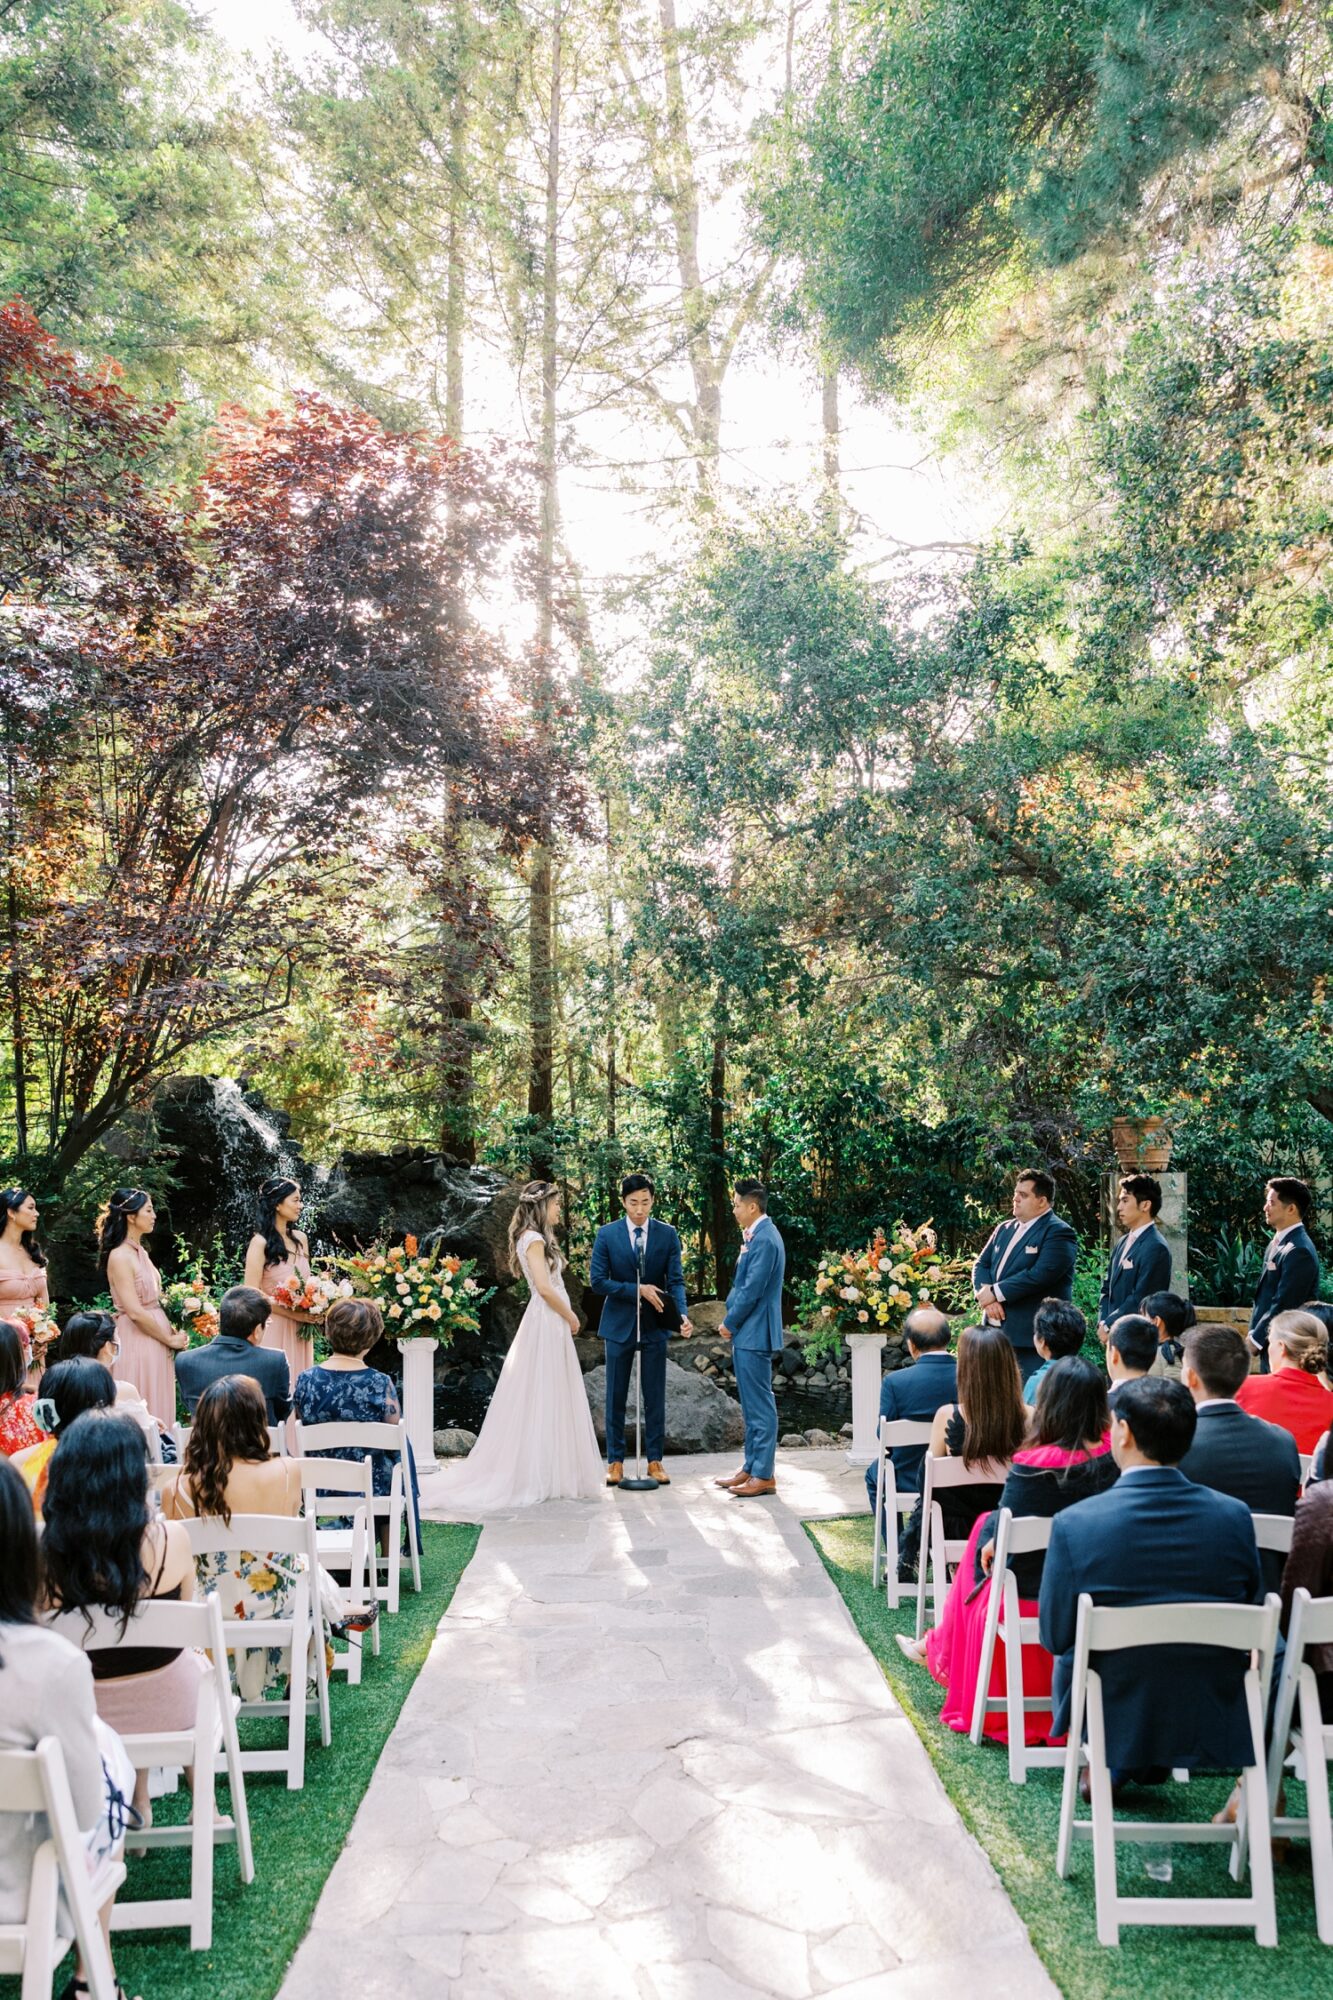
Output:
[433, 1428, 477, 1458]
[693, 1354, 710, 1372]
[803, 1427, 837, 1448]
[687, 1299, 727, 1334]
[778, 1345, 805, 1378]
[583, 1358, 745, 1453]
[839, 1423, 854, 1439]
[780, 1433, 806, 1449]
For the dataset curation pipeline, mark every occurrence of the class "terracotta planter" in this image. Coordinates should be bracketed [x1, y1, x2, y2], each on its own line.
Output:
[1111, 1116, 1173, 1172]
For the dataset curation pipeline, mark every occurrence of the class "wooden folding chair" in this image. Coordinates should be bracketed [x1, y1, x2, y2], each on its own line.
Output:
[914, 1453, 1009, 1641]
[870, 1417, 935, 1603]
[295, 1420, 421, 1609]
[1055, 1591, 1281, 1947]
[47, 1593, 254, 1949]
[1266, 1588, 1333, 1943]
[967, 1509, 1063, 1783]
[0, 1737, 125, 2000]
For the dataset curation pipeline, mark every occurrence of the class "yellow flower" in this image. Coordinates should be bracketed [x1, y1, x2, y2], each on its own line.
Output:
[247, 1567, 279, 1593]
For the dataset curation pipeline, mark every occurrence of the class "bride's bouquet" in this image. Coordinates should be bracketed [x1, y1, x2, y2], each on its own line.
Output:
[339, 1235, 492, 1342]
[161, 1270, 221, 1346]
[801, 1221, 947, 1364]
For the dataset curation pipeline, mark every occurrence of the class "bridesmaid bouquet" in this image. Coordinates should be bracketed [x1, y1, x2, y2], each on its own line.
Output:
[161, 1271, 221, 1346]
[340, 1235, 492, 1342]
[801, 1221, 949, 1364]
[271, 1270, 350, 1321]
[12, 1302, 60, 1369]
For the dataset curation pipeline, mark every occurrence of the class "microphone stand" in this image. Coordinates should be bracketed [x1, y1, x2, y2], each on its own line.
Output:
[617, 1226, 659, 1493]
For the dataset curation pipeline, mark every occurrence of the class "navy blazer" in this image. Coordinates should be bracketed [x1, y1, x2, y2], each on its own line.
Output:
[1038, 1466, 1263, 1771]
[1178, 1400, 1301, 1591]
[175, 1334, 291, 1422]
[1249, 1224, 1321, 1355]
[588, 1217, 687, 1348]
[971, 1210, 1079, 1351]
[1097, 1224, 1172, 1333]
[876, 1354, 957, 1493]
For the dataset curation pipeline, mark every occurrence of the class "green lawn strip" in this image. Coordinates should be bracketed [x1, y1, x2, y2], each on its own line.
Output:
[3, 1522, 479, 2000]
[806, 1514, 1325, 2000]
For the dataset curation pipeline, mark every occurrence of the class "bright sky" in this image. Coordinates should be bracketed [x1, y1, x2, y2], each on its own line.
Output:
[207, 0, 995, 638]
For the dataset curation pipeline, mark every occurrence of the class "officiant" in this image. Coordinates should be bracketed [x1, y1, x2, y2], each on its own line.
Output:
[589, 1174, 693, 1488]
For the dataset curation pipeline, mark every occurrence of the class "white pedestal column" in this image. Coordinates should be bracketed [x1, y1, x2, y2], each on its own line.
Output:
[397, 1336, 440, 1475]
[845, 1332, 886, 1467]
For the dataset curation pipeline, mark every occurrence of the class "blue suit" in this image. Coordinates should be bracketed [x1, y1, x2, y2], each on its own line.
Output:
[589, 1216, 687, 1464]
[1038, 1466, 1263, 1771]
[723, 1216, 786, 1480]
[971, 1209, 1079, 1373]
[1249, 1223, 1320, 1368]
[863, 1351, 958, 1510]
[1097, 1223, 1172, 1334]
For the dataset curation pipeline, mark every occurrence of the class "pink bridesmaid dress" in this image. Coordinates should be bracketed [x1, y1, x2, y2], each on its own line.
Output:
[110, 1244, 179, 1429]
[261, 1249, 315, 1391]
[0, 1260, 50, 1343]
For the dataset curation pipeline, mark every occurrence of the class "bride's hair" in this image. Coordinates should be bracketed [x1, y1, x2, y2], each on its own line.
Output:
[507, 1181, 562, 1278]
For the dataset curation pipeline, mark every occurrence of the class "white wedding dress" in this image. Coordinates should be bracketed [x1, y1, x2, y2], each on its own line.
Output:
[434, 1230, 604, 1512]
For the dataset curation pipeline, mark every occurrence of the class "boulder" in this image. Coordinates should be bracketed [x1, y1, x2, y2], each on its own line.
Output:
[687, 1299, 727, 1334]
[803, 1428, 837, 1448]
[780, 1432, 807, 1449]
[583, 1358, 745, 1454]
[433, 1428, 477, 1458]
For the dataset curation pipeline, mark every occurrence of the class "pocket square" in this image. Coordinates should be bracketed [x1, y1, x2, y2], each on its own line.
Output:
[1024, 1244, 1039, 1255]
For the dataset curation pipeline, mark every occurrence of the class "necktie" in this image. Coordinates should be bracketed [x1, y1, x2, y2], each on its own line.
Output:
[633, 1226, 644, 1268]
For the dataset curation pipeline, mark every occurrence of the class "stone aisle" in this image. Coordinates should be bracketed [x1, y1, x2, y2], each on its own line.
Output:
[277, 1451, 1058, 2000]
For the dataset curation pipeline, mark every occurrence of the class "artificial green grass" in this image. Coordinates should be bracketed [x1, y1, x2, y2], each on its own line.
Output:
[2, 1522, 479, 2000]
[808, 1514, 1327, 2000]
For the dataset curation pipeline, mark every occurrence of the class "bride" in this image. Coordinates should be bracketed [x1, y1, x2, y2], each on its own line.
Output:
[435, 1181, 604, 1511]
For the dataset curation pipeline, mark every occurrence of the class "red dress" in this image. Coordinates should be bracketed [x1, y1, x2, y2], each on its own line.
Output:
[1236, 1369, 1333, 1455]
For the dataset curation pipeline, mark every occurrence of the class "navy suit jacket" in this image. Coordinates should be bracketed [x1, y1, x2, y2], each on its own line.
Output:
[1249, 1224, 1321, 1355]
[589, 1218, 687, 1348]
[175, 1334, 291, 1422]
[723, 1216, 786, 1353]
[1178, 1400, 1301, 1591]
[1098, 1224, 1172, 1333]
[1038, 1466, 1263, 1770]
[876, 1354, 958, 1493]
[972, 1210, 1079, 1351]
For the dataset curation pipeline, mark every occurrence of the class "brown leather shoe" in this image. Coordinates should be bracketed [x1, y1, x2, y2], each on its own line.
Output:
[606, 1462, 624, 1486]
[731, 1477, 777, 1498]
[714, 1467, 750, 1488]
[647, 1461, 670, 1485]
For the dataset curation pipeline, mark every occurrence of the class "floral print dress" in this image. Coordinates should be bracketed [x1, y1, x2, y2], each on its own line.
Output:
[194, 1545, 309, 1702]
[293, 1363, 421, 1538]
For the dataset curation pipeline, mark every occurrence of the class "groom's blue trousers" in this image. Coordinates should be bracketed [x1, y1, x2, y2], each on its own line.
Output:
[732, 1345, 779, 1479]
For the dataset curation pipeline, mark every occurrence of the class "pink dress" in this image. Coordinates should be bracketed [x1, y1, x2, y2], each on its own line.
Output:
[261, 1249, 315, 1391]
[110, 1245, 178, 1429]
[0, 1260, 51, 1363]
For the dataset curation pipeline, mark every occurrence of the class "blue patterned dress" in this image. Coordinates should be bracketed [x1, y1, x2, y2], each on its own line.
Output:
[292, 1363, 421, 1537]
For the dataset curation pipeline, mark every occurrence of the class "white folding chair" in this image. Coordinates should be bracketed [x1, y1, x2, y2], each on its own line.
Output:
[46, 1594, 254, 1949]
[1299, 1452, 1316, 1490]
[0, 1737, 125, 2000]
[914, 1453, 1009, 1641]
[291, 1455, 379, 1683]
[968, 1510, 1064, 1783]
[184, 1513, 330, 1790]
[1055, 1591, 1281, 1947]
[295, 1420, 421, 1609]
[1251, 1513, 1295, 1558]
[172, 1422, 285, 1459]
[1267, 1588, 1333, 1942]
[871, 1417, 936, 1602]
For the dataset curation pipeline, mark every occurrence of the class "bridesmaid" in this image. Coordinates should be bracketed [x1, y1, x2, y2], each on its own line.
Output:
[0, 1189, 53, 1380]
[100, 1188, 186, 1428]
[244, 1176, 315, 1390]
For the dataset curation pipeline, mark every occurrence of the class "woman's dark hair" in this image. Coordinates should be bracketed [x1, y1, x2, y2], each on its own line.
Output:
[96, 1187, 150, 1265]
[325, 1296, 382, 1356]
[954, 1324, 1027, 1469]
[254, 1176, 304, 1270]
[58, 1310, 118, 1363]
[1139, 1291, 1196, 1341]
[0, 1188, 45, 1267]
[37, 1358, 117, 1436]
[0, 1455, 40, 1656]
[42, 1412, 151, 1635]
[183, 1375, 271, 1525]
[0, 1319, 26, 1399]
[1031, 1355, 1109, 1456]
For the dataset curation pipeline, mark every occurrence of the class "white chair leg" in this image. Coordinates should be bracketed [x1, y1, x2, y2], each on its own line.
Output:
[1005, 1614, 1028, 1786]
[1056, 1674, 1086, 1879]
[20, 1847, 58, 2000]
[1086, 1677, 1120, 1948]
[1243, 1747, 1278, 1948]
[1300, 1679, 1333, 1944]
[969, 1581, 1001, 1746]
[871, 1441, 886, 1591]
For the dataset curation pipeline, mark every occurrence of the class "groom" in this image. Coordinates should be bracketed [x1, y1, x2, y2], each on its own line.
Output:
[589, 1174, 692, 1488]
[715, 1180, 786, 1499]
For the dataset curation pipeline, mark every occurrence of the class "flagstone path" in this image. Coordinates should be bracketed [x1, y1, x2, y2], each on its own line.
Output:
[277, 1449, 1057, 2000]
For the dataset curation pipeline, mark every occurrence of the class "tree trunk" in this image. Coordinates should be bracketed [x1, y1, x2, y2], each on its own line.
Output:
[4, 732, 28, 1163]
[708, 1016, 730, 1295]
[821, 365, 840, 518]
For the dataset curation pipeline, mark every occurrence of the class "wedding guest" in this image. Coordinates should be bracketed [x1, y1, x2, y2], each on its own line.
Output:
[1282, 1478, 1333, 1718]
[1022, 1298, 1086, 1408]
[293, 1296, 420, 1547]
[59, 1309, 163, 1450]
[100, 1187, 186, 1428]
[1300, 1301, 1333, 1390]
[899, 1358, 1116, 1737]
[0, 1189, 52, 1374]
[899, 1322, 1027, 1580]
[175, 1284, 291, 1423]
[972, 1171, 1079, 1384]
[864, 1306, 957, 1581]
[1105, 1313, 1159, 1407]
[0, 1319, 43, 1471]
[1248, 1177, 1321, 1368]
[244, 1176, 315, 1390]
[1039, 1377, 1263, 1783]
[1138, 1289, 1196, 1379]
[1097, 1176, 1172, 1341]
[43, 1411, 204, 1829]
[1235, 1310, 1333, 1453]
[1178, 1322, 1300, 1590]
[0, 1457, 141, 2000]
[25, 1356, 118, 1514]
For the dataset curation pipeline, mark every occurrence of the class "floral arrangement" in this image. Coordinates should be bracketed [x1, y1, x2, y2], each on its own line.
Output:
[11, 1302, 61, 1370]
[339, 1234, 492, 1341]
[801, 1221, 947, 1364]
[161, 1270, 221, 1346]
[270, 1270, 351, 1321]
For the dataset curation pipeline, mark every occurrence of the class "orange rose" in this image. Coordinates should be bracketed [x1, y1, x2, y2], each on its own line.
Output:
[404, 1234, 419, 1257]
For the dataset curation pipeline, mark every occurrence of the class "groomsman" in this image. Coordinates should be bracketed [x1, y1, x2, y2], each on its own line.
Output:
[1248, 1176, 1321, 1370]
[715, 1181, 786, 1499]
[972, 1170, 1079, 1384]
[1097, 1174, 1172, 1342]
